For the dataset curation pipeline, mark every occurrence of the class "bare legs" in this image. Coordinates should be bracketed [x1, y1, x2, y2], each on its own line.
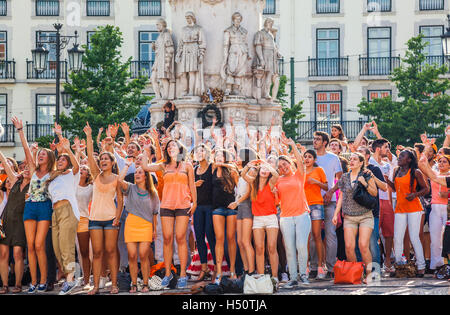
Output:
[24, 220, 50, 286]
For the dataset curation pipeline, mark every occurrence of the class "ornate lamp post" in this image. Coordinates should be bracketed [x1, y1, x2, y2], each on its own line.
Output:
[31, 23, 84, 123]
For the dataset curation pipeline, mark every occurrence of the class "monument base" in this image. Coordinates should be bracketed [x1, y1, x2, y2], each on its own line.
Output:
[149, 97, 283, 130]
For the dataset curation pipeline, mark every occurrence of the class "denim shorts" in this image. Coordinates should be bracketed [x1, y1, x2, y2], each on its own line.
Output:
[309, 204, 325, 221]
[88, 219, 119, 231]
[23, 200, 53, 222]
[212, 207, 238, 217]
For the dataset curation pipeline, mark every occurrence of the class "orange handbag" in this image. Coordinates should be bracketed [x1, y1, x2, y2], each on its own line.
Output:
[333, 260, 364, 285]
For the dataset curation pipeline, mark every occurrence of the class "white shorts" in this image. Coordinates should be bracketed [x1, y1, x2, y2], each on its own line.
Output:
[252, 214, 279, 230]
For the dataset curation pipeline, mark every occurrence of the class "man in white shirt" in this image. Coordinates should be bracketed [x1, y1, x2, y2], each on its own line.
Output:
[309, 131, 343, 277]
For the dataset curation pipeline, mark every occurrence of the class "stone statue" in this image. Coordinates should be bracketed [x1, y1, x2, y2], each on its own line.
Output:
[175, 11, 206, 97]
[151, 19, 175, 100]
[253, 18, 282, 100]
[220, 12, 251, 96]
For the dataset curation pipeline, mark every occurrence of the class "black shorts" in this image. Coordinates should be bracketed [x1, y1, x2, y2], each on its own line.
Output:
[160, 208, 190, 218]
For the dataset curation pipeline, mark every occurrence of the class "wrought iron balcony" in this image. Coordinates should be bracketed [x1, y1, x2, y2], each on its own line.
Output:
[87, 0, 110, 16]
[423, 55, 450, 73]
[0, 60, 15, 79]
[359, 56, 400, 76]
[36, 0, 60, 16]
[419, 0, 444, 10]
[0, 124, 15, 143]
[316, 0, 340, 14]
[0, 0, 6, 16]
[138, 0, 161, 16]
[308, 57, 349, 77]
[367, 0, 391, 12]
[26, 124, 54, 142]
[296, 120, 368, 140]
[26, 60, 68, 80]
[130, 61, 153, 79]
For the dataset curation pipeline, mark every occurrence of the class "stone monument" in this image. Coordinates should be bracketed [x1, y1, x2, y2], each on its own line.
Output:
[150, 0, 283, 130]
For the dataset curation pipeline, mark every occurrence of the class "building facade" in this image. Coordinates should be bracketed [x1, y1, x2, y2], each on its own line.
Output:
[278, 0, 449, 140]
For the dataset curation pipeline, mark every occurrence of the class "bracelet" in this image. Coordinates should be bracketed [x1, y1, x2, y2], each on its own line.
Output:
[17, 128, 22, 131]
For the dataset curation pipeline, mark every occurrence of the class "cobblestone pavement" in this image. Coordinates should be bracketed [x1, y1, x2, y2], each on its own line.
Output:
[7, 274, 449, 295]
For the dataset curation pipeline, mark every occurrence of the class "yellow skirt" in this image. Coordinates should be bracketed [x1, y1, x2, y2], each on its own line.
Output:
[124, 213, 153, 243]
[77, 216, 89, 233]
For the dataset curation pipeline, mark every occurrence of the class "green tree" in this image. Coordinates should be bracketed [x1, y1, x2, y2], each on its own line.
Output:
[277, 75, 305, 140]
[358, 34, 450, 147]
[60, 25, 150, 138]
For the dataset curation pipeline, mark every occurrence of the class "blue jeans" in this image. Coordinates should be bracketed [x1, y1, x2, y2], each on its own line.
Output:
[280, 212, 311, 281]
[356, 217, 380, 271]
[193, 205, 216, 264]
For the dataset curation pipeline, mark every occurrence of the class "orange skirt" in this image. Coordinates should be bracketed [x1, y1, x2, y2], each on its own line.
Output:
[77, 216, 89, 233]
[124, 213, 153, 243]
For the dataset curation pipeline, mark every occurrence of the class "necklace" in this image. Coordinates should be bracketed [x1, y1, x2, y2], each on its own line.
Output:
[137, 188, 149, 197]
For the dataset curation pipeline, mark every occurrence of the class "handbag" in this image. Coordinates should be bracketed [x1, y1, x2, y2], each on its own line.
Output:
[352, 171, 377, 210]
[243, 274, 273, 294]
[333, 260, 364, 285]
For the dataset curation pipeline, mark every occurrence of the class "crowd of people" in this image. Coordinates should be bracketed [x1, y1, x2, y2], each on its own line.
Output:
[0, 103, 449, 295]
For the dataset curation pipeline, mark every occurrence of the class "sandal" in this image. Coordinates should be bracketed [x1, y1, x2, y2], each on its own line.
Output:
[129, 284, 137, 293]
[197, 268, 209, 282]
[12, 286, 22, 294]
[87, 287, 100, 295]
[0, 286, 8, 294]
[110, 286, 119, 294]
[141, 284, 149, 293]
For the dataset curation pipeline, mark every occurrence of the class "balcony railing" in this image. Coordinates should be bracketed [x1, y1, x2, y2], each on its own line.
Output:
[26, 60, 68, 80]
[308, 57, 348, 77]
[419, 0, 444, 10]
[367, 0, 391, 12]
[0, 60, 15, 79]
[87, 0, 110, 16]
[359, 56, 400, 76]
[130, 61, 153, 79]
[296, 120, 368, 140]
[316, 0, 340, 13]
[26, 124, 55, 142]
[423, 55, 450, 73]
[138, 0, 161, 16]
[0, 0, 6, 16]
[0, 124, 15, 143]
[263, 0, 276, 14]
[36, 0, 60, 16]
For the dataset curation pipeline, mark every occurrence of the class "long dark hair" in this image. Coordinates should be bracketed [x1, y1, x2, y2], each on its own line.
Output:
[164, 139, 187, 168]
[331, 124, 345, 141]
[304, 149, 318, 167]
[214, 149, 236, 194]
[250, 166, 272, 202]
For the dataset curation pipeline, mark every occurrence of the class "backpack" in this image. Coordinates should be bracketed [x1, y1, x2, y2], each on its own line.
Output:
[117, 271, 131, 292]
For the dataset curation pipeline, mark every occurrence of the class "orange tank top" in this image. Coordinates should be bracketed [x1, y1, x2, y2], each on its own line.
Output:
[394, 169, 423, 214]
[90, 175, 118, 221]
[160, 163, 191, 210]
[252, 183, 277, 217]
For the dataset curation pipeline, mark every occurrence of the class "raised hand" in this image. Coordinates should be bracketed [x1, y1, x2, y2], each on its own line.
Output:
[83, 122, 92, 136]
[120, 122, 130, 135]
[11, 116, 23, 130]
[109, 123, 119, 139]
[53, 122, 63, 136]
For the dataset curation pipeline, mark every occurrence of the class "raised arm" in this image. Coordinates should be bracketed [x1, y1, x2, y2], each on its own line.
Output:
[121, 122, 131, 149]
[60, 137, 80, 175]
[0, 151, 19, 185]
[186, 162, 197, 216]
[140, 153, 164, 173]
[354, 123, 370, 149]
[117, 160, 131, 192]
[83, 122, 100, 179]
[282, 133, 305, 177]
[12, 116, 35, 174]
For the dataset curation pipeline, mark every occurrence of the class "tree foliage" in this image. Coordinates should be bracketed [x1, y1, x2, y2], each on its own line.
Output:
[277, 75, 305, 140]
[60, 25, 150, 139]
[358, 34, 450, 147]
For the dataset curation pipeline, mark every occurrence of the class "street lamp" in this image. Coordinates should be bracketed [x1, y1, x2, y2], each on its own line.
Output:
[31, 23, 84, 123]
[31, 44, 49, 73]
[442, 15, 450, 60]
[61, 91, 72, 109]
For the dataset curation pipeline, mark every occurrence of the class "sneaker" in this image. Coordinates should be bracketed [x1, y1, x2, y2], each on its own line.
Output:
[37, 283, 48, 293]
[435, 265, 450, 280]
[59, 281, 77, 296]
[382, 264, 395, 274]
[299, 274, 310, 285]
[283, 280, 298, 289]
[176, 276, 188, 289]
[316, 267, 327, 280]
[280, 272, 289, 283]
[214, 274, 221, 285]
[99, 277, 108, 289]
[308, 270, 317, 279]
[271, 277, 279, 292]
[28, 284, 38, 294]
[160, 274, 173, 290]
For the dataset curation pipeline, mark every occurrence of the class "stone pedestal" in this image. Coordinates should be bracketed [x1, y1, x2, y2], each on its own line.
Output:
[150, 0, 282, 130]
